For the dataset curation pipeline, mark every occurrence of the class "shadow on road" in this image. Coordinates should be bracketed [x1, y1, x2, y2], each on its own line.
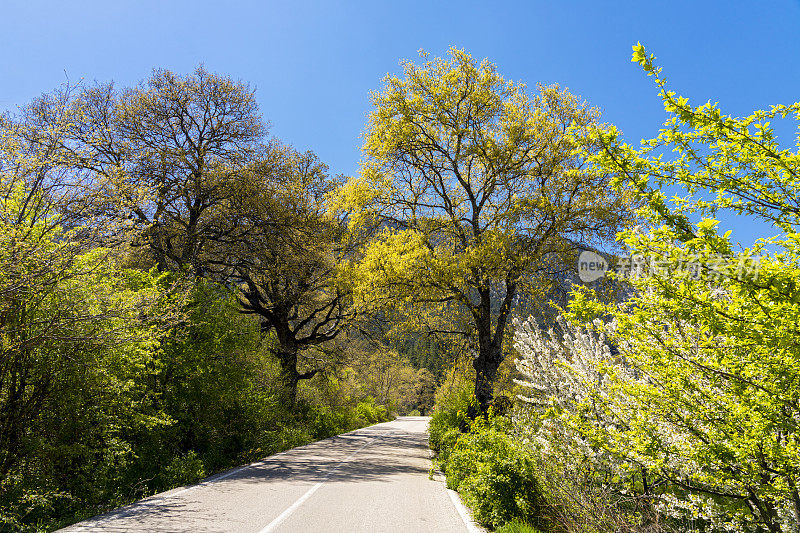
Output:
[62, 421, 434, 532]
[215, 430, 431, 486]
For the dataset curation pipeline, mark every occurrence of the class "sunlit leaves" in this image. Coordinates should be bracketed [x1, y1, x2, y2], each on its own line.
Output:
[548, 44, 800, 531]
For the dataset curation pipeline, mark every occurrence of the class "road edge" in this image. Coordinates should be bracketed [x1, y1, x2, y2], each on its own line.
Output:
[428, 449, 486, 533]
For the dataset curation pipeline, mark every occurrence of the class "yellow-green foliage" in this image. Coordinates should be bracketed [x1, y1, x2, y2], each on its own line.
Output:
[554, 44, 800, 531]
[444, 417, 543, 530]
[336, 48, 626, 309]
[0, 89, 395, 532]
[335, 47, 631, 412]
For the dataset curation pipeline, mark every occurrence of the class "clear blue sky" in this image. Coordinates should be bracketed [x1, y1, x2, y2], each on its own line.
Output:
[2, 0, 799, 246]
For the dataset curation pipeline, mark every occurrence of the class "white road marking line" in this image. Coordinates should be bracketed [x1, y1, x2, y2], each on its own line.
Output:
[134, 447, 306, 503]
[63, 460, 280, 531]
[143, 447, 304, 503]
[63, 424, 395, 532]
[145, 456, 282, 501]
[447, 488, 483, 533]
[164, 461, 262, 499]
[258, 437, 376, 533]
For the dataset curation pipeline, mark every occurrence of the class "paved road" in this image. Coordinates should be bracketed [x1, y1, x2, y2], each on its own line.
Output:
[60, 417, 479, 532]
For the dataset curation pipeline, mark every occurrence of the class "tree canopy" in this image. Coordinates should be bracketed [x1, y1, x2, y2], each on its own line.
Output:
[336, 48, 632, 413]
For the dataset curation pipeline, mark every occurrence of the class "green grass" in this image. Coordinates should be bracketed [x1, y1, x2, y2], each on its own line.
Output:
[494, 518, 544, 533]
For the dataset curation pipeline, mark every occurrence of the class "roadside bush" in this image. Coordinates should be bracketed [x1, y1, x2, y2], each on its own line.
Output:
[444, 417, 544, 530]
[159, 451, 205, 489]
[0, 476, 71, 533]
[303, 398, 390, 441]
[522, 424, 675, 533]
[428, 378, 474, 452]
[269, 425, 314, 455]
[308, 405, 353, 440]
[428, 413, 453, 453]
[495, 519, 544, 533]
[435, 428, 462, 465]
[354, 397, 388, 425]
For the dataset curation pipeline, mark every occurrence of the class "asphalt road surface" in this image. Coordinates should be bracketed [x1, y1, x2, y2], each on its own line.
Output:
[60, 416, 481, 532]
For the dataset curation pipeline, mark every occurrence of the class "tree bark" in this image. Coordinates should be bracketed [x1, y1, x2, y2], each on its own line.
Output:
[272, 333, 318, 406]
[466, 280, 516, 418]
[470, 339, 502, 417]
[277, 349, 300, 406]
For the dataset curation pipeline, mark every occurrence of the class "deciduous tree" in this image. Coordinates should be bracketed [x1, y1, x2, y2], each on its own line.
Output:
[224, 150, 355, 404]
[0, 91, 169, 482]
[68, 66, 267, 274]
[336, 48, 630, 414]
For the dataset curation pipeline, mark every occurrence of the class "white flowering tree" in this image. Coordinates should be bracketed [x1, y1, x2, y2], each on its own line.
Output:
[514, 44, 800, 533]
[513, 315, 785, 531]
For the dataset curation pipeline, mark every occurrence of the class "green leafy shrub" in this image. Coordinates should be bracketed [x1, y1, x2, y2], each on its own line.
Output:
[436, 428, 462, 465]
[159, 451, 205, 488]
[495, 518, 545, 533]
[0, 475, 72, 533]
[355, 397, 388, 425]
[428, 379, 474, 452]
[308, 405, 352, 440]
[459, 452, 541, 530]
[300, 396, 391, 442]
[428, 414, 452, 453]
[270, 426, 314, 454]
[444, 418, 544, 530]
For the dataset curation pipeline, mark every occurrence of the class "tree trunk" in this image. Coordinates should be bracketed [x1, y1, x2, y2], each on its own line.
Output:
[277, 349, 301, 406]
[274, 340, 319, 407]
[466, 281, 516, 421]
[470, 339, 502, 417]
[261, 320, 320, 407]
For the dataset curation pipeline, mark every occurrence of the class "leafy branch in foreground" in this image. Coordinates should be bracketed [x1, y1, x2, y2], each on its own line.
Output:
[515, 44, 800, 532]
